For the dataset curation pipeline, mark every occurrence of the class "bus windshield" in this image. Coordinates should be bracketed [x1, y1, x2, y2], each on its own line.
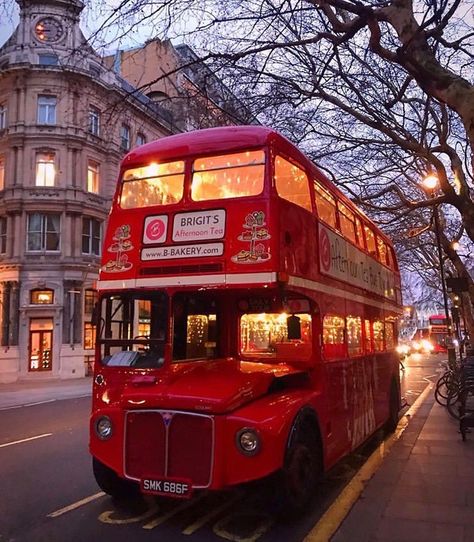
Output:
[99, 292, 168, 368]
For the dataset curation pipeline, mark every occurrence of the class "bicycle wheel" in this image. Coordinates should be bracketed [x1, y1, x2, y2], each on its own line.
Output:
[446, 388, 461, 420]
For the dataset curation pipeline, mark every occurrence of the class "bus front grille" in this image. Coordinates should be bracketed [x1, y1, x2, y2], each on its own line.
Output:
[124, 410, 214, 487]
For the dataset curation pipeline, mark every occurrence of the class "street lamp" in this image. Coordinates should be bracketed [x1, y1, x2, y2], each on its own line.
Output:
[421, 174, 456, 363]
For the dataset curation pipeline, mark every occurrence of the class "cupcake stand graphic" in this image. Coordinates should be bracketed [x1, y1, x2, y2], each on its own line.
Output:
[102, 224, 134, 272]
[231, 211, 271, 264]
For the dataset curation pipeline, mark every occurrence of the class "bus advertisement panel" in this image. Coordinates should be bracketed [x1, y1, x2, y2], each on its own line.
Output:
[90, 126, 402, 514]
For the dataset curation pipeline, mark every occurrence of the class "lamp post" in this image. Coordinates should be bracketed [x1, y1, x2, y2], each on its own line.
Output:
[422, 174, 456, 363]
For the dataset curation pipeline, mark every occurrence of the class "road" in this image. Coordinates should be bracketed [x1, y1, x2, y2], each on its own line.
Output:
[0, 353, 441, 542]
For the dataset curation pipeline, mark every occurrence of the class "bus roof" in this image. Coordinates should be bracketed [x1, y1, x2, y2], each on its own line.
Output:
[123, 126, 288, 165]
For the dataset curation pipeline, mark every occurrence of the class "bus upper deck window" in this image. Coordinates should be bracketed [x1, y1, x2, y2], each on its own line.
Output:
[364, 225, 377, 256]
[274, 156, 311, 211]
[338, 203, 356, 244]
[120, 161, 185, 208]
[191, 150, 265, 201]
[314, 182, 337, 229]
[377, 236, 388, 266]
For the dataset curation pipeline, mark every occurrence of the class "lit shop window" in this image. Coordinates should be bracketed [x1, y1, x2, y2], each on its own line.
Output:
[314, 182, 337, 229]
[322, 314, 345, 359]
[30, 288, 54, 304]
[274, 155, 311, 211]
[120, 161, 185, 208]
[373, 320, 384, 351]
[191, 150, 265, 201]
[84, 322, 96, 350]
[35, 153, 56, 186]
[240, 312, 312, 362]
[346, 315, 362, 356]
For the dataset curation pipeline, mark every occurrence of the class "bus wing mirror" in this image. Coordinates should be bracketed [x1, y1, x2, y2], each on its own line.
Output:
[287, 315, 301, 340]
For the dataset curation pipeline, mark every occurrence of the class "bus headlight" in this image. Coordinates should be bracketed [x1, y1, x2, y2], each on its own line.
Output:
[95, 416, 113, 440]
[236, 428, 261, 456]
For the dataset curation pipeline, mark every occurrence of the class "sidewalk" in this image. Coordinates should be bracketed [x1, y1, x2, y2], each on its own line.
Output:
[332, 389, 474, 542]
[0, 377, 92, 410]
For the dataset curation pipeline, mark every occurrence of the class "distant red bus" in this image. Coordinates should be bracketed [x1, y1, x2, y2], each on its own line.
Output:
[90, 126, 402, 513]
[427, 314, 449, 352]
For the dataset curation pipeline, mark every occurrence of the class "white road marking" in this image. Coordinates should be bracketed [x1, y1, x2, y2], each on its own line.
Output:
[48, 492, 106, 518]
[0, 400, 56, 411]
[0, 433, 52, 448]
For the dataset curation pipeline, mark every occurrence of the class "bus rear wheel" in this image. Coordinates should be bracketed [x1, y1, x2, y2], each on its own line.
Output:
[385, 380, 400, 434]
[93, 457, 140, 500]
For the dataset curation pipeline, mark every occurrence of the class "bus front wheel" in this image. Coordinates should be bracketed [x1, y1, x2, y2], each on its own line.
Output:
[93, 457, 140, 500]
[278, 418, 322, 518]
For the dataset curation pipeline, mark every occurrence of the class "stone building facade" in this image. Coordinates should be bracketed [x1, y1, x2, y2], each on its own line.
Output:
[0, 0, 252, 382]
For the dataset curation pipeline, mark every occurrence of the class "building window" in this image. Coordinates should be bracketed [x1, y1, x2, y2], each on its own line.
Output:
[0, 217, 6, 253]
[84, 322, 96, 350]
[0, 156, 4, 190]
[37, 95, 57, 125]
[35, 153, 56, 186]
[27, 213, 60, 251]
[84, 289, 98, 314]
[136, 132, 146, 147]
[30, 289, 54, 304]
[87, 160, 99, 193]
[0, 104, 6, 129]
[82, 218, 101, 255]
[88, 107, 100, 136]
[120, 124, 130, 151]
[38, 54, 58, 66]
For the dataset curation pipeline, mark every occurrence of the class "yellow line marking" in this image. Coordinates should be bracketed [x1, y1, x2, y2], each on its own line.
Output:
[0, 433, 52, 448]
[48, 492, 105, 518]
[142, 493, 207, 530]
[99, 502, 159, 524]
[182, 492, 242, 535]
[304, 382, 433, 542]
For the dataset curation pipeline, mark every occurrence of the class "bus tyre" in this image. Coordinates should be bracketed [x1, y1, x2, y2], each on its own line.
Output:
[385, 380, 400, 434]
[93, 457, 140, 500]
[278, 420, 322, 518]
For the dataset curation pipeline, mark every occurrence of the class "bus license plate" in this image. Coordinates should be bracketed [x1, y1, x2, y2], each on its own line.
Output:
[140, 477, 193, 499]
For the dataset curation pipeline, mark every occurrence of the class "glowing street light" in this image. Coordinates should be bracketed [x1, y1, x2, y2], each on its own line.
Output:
[421, 173, 455, 360]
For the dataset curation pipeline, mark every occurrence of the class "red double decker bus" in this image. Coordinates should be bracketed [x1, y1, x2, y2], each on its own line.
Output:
[90, 126, 402, 513]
